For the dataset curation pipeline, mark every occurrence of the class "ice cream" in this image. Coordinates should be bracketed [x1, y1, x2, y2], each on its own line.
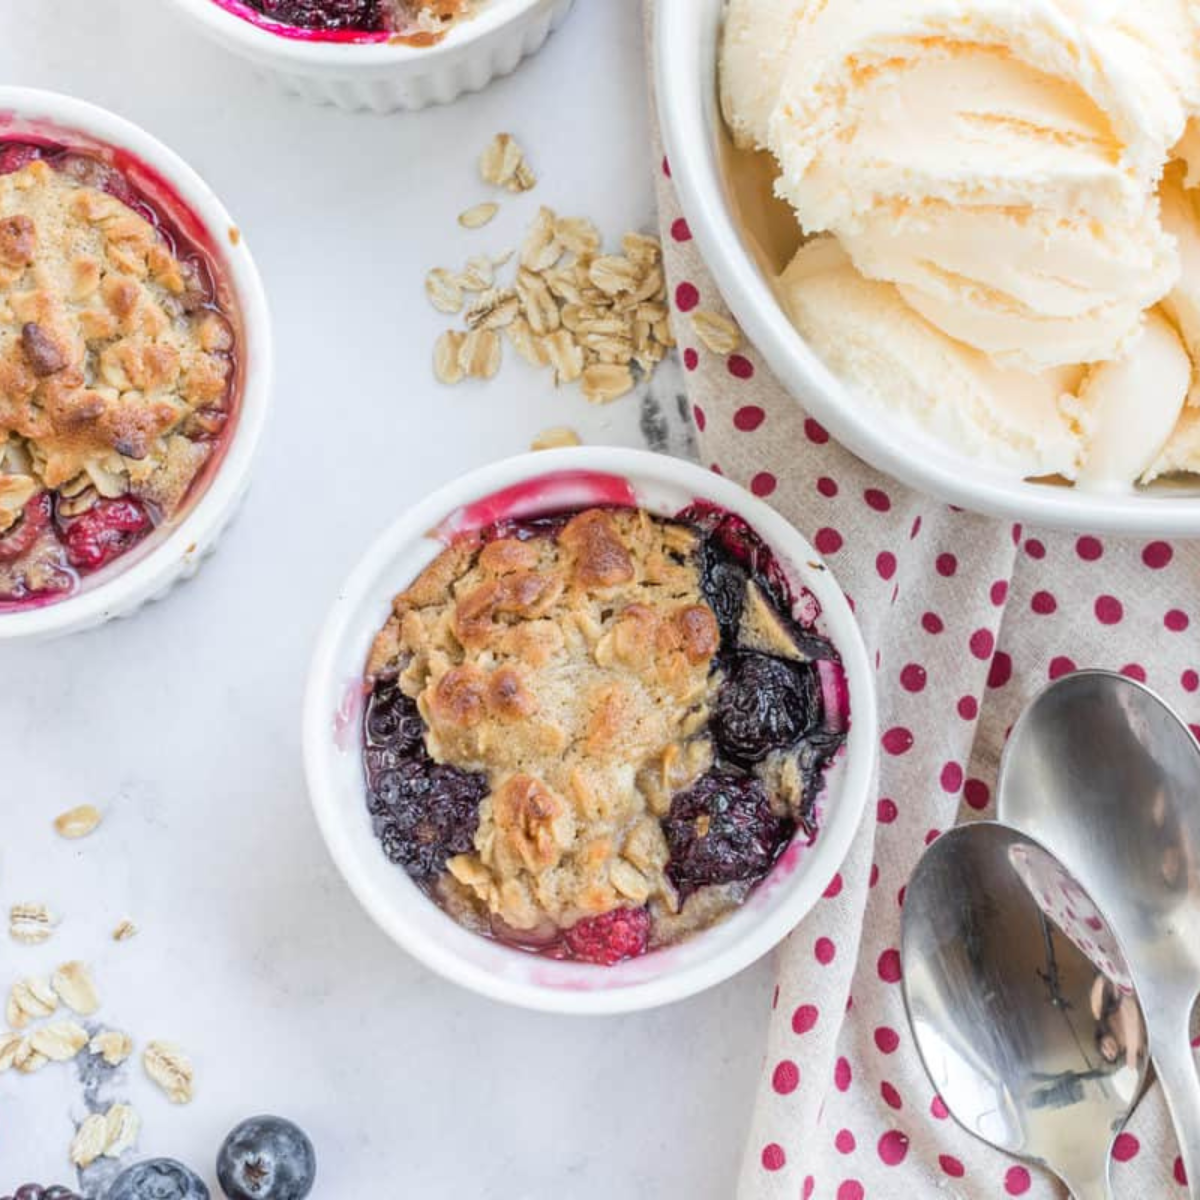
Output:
[721, 0, 1200, 487]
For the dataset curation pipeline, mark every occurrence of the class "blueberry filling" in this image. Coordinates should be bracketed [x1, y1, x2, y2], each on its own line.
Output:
[242, 0, 385, 31]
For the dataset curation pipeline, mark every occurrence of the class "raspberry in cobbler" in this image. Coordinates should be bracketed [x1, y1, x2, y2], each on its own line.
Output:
[0, 140, 237, 610]
[361, 504, 849, 965]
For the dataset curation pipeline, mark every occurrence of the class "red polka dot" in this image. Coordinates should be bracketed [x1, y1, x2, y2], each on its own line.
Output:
[792, 1004, 819, 1034]
[970, 628, 995, 659]
[874, 1026, 900, 1053]
[815, 937, 837, 964]
[815, 527, 844, 555]
[670, 217, 691, 242]
[1094, 595, 1123, 624]
[824, 873, 843, 899]
[931, 1096, 949, 1120]
[1112, 1133, 1140, 1162]
[710, 462, 723, 475]
[761, 1143, 785, 1171]
[751, 472, 777, 497]
[771, 984, 779, 1009]
[805, 417, 830, 444]
[876, 551, 897, 581]
[881, 1080, 902, 1109]
[922, 612, 944, 634]
[661, 155, 671, 177]
[865, 488, 892, 512]
[1031, 590, 1058, 615]
[1144, 541, 1174, 569]
[675, 282, 699, 312]
[940, 1156, 965, 1179]
[877, 798, 898, 824]
[899, 663, 926, 692]
[869, 863, 880, 888]
[988, 651, 1013, 689]
[882, 727, 914, 755]
[910, 516, 922, 539]
[878, 949, 901, 983]
[803, 1177, 815, 1200]
[925, 828, 942, 845]
[964, 778, 991, 810]
[1049, 655, 1077, 680]
[1025, 538, 1046, 559]
[1176, 1157, 1188, 1186]
[772, 1060, 800, 1095]
[817, 476, 839, 498]
[1011, 523, 1023, 545]
[683, 347, 699, 371]
[1005, 1166, 1031, 1195]
[990, 580, 1008, 606]
[732, 404, 765, 431]
[878, 1131, 909, 1166]
[1183, 670, 1199, 693]
[691, 404, 706, 431]
[1077, 535, 1104, 561]
[1167, 609, 1190, 632]
[835, 1129, 856, 1154]
[957, 695, 978, 720]
[728, 354, 755, 380]
[834, 1056, 852, 1091]
[838, 1183, 864, 1200]
[940, 762, 964, 794]
[936, 553, 958, 577]
[1121, 663, 1147, 683]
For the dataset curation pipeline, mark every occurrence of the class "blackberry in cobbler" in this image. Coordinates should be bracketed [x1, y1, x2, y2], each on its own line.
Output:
[361, 504, 848, 964]
[232, 0, 474, 40]
[0, 140, 237, 611]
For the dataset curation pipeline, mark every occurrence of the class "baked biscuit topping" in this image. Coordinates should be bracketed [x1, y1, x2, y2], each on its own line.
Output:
[0, 145, 237, 606]
[363, 505, 849, 964]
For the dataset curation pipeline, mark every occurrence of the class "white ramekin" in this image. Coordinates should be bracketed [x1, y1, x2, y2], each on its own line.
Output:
[0, 88, 273, 644]
[163, 0, 576, 112]
[303, 447, 877, 1014]
[654, 0, 1200, 536]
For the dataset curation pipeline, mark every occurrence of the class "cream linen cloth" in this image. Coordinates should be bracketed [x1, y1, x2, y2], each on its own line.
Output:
[644, 16, 1200, 1199]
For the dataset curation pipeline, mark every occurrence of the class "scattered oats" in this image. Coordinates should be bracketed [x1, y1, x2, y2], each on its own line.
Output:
[9, 902, 57, 945]
[104, 1103, 140, 1158]
[458, 328, 502, 380]
[692, 309, 742, 355]
[530, 427, 581, 451]
[623, 231, 663, 267]
[424, 268, 463, 315]
[457, 254, 494, 292]
[479, 133, 536, 193]
[13, 1038, 47, 1073]
[582, 363, 635, 405]
[465, 288, 520, 331]
[555, 215, 601, 259]
[70, 1113, 109, 1168]
[52, 960, 100, 1015]
[30, 1019, 88, 1062]
[0, 1031, 21, 1072]
[610, 858, 651, 903]
[633, 265, 666, 305]
[90, 1030, 134, 1066]
[112, 919, 137, 942]
[514, 269, 559, 336]
[53, 804, 102, 839]
[520, 206, 562, 272]
[542, 265, 583, 305]
[458, 202, 499, 230]
[6, 976, 57, 1029]
[588, 255, 640, 296]
[541, 330, 584, 385]
[433, 329, 467, 385]
[144, 1040, 194, 1104]
[505, 316, 548, 368]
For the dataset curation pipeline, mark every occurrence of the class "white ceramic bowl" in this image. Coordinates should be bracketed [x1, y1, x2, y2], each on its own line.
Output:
[303, 447, 877, 1013]
[164, 0, 576, 112]
[0, 88, 272, 643]
[654, 0, 1200, 535]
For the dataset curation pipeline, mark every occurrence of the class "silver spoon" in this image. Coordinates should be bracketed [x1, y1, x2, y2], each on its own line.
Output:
[999, 669, 1200, 1196]
[902, 822, 1148, 1200]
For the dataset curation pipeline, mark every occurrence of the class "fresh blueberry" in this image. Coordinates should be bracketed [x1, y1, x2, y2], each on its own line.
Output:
[216, 1116, 316, 1200]
[105, 1159, 209, 1200]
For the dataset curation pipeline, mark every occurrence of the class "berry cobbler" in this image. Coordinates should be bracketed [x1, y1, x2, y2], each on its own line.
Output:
[0, 141, 237, 610]
[218, 0, 478, 42]
[362, 504, 848, 966]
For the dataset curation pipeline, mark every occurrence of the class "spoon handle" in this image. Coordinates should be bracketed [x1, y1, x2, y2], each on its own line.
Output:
[1153, 1013, 1200, 1199]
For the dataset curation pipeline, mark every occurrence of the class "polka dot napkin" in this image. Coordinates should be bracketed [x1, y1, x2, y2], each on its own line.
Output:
[644, 27, 1200, 1200]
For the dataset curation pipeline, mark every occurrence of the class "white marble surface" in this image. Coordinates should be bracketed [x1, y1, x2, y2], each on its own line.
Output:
[0, 2, 771, 1195]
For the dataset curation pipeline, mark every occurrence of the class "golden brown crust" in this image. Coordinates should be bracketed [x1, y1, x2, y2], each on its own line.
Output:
[372, 509, 721, 930]
[0, 159, 234, 531]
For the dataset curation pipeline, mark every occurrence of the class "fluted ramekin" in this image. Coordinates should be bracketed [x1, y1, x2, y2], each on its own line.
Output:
[164, 0, 576, 113]
[0, 88, 273, 643]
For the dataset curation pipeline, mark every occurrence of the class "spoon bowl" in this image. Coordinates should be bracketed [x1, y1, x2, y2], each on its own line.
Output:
[902, 822, 1148, 1200]
[999, 670, 1200, 1195]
